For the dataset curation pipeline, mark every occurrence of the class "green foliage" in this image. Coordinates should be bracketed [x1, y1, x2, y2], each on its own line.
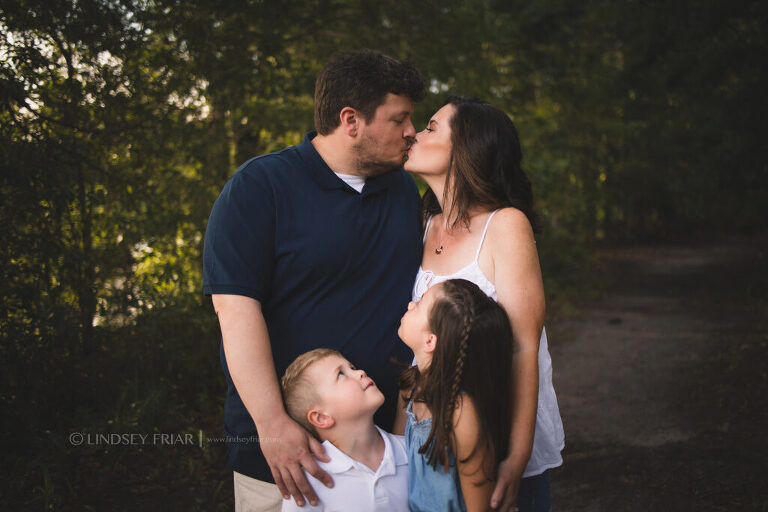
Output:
[1, 0, 766, 509]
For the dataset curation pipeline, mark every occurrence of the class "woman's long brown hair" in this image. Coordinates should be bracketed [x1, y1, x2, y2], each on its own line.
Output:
[421, 96, 538, 233]
[398, 279, 513, 479]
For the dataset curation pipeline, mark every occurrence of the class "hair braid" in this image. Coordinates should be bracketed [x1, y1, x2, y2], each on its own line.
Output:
[441, 286, 475, 469]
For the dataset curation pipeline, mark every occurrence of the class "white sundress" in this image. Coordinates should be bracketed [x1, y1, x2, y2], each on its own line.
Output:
[412, 210, 565, 477]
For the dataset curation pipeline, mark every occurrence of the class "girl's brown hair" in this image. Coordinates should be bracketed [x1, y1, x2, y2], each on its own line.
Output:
[398, 279, 513, 479]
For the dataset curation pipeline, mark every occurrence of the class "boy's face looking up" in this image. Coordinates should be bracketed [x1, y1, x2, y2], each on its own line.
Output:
[306, 355, 385, 429]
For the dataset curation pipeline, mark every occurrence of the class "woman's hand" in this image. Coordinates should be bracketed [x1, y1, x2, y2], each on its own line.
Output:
[490, 455, 523, 510]
[259, 414, 333, 507]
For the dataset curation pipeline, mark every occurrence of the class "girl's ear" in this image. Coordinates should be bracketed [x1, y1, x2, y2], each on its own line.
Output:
[307, 409, 335, 430]
[423, 333, 437, 354]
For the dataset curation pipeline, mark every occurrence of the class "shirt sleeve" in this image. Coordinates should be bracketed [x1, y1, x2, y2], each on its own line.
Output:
[202, 164, 276, 301]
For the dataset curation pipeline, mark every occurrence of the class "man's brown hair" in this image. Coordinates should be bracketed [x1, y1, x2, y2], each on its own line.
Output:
[280, 348, 344, 437]
[314, 49, 425, 135]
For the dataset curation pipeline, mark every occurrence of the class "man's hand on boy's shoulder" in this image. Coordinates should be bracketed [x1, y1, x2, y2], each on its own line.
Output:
[281, 493, 325, 512]
[259, 414, 333, 508]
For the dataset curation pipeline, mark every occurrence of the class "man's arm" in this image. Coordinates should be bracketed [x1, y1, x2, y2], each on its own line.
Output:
[212, 294, 333, 507]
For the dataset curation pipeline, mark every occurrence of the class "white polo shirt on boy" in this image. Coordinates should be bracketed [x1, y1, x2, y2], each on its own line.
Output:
[281, 426, 409, 512]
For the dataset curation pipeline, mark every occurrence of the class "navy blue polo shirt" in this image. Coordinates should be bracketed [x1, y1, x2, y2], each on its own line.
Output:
[203, 131, 422, 481]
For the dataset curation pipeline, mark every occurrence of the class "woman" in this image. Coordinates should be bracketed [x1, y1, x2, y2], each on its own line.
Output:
[403, 97, 564, 511]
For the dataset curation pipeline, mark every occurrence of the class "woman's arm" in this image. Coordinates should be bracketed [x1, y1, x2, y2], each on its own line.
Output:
[453, 394, 495, 512]
[486, 207, 545, 510]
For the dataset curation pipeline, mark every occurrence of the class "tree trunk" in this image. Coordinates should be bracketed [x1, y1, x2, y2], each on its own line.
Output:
[76, 164, 96, 354]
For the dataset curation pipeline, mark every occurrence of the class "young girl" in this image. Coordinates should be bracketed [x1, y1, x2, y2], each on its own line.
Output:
[396, 278, 513, 512]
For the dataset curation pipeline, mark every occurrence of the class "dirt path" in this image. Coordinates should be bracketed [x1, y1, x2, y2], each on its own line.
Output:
[547, 233, 768, 511]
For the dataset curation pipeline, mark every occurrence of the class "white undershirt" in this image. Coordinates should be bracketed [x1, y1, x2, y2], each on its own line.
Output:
[334, 172, 366, 193]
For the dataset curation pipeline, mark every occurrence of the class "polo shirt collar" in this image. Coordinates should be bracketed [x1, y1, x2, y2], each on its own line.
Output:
[297, 131, 399, 194]
[376, 426, 409, 476]
[319, 426, 407, 477]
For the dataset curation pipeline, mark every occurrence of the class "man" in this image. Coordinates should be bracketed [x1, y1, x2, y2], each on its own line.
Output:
[203, 50, 425, 511]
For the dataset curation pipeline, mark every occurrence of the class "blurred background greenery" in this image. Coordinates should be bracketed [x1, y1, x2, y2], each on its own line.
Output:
[2, 0, 766, 509]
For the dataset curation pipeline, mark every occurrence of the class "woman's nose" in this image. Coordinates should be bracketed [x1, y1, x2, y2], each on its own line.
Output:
[407, 301, 415, 310]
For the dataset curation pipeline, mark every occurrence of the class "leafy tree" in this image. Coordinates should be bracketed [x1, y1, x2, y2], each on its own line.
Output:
[1, 0, 766, 508]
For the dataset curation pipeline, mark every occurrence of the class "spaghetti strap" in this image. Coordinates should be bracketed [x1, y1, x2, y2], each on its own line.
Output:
[474, 210, 499, 262]
[422, 215, 433, 243]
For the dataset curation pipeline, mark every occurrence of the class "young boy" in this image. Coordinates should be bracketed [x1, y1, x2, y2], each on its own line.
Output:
[280, 348, 409, 511]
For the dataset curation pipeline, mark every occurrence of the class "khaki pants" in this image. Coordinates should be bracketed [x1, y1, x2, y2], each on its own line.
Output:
[234, 471, 283, 512]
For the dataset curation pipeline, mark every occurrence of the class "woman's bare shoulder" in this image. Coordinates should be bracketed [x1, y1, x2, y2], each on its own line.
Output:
[491, 207, 533, 231]
[487, 207, 535, 249]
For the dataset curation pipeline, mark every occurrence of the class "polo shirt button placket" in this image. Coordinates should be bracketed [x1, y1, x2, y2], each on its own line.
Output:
[356, 193, 365, 230]
[373, 478, 388, 510]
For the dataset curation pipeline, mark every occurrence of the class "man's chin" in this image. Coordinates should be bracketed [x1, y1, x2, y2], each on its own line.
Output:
[360, 160, 403, 177]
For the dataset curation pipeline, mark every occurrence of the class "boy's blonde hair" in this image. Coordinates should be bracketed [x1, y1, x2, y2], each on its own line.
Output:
[281, 348, 344, 438]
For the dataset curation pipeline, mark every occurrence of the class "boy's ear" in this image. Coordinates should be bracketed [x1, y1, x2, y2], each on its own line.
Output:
[307, 408, 336, 430]
[423, 333, 437, 354]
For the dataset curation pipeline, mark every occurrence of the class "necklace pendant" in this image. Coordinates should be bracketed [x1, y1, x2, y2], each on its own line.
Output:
[435, 245, 443, 255]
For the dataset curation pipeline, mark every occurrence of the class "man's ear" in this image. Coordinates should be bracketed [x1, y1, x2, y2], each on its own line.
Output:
[308, 408, 336, 430]
[339, 106, 359, 137]
[423, 333, 437, 354]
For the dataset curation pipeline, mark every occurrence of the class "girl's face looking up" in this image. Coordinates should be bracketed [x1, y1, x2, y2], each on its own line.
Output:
[398, 284, 442, 368]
